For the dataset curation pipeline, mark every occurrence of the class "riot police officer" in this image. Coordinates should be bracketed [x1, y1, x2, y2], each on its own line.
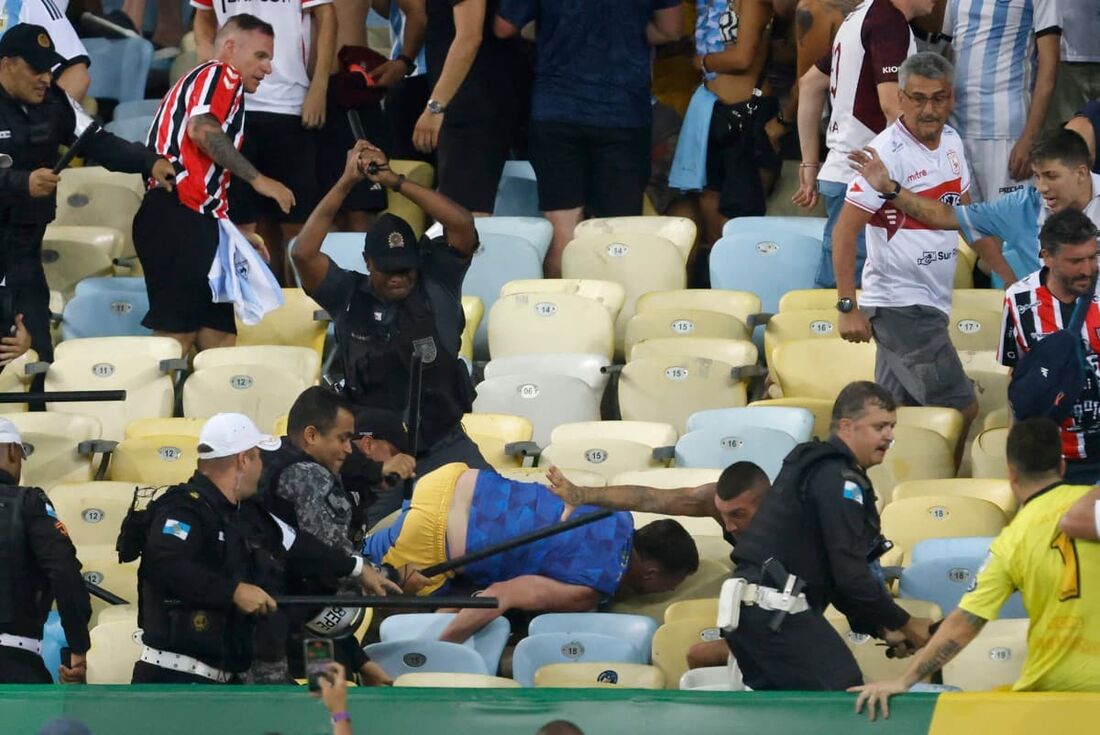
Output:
[0, 23, 175, 362]
[0, 417, 90, 683]
[292, 141, 490, 518]
[724, 381, 934, 690]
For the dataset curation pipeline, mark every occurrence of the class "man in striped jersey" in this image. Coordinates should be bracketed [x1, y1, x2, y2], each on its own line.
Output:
[999, 210, 1100, 484]
[134, 14, 295, 356]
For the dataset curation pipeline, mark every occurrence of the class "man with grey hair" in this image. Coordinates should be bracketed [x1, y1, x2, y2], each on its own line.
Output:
[833, 51, 978, 471]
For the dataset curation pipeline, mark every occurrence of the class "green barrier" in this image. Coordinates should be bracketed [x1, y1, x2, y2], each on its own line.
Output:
[0, 686, 939, 735]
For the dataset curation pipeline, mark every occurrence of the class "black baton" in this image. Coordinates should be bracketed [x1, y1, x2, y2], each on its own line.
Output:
[54, 121, 102, 174]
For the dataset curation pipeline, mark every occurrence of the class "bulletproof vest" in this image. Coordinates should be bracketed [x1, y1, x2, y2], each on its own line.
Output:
[0, 485, 28, 625]
[0, 85, 70, 223]
[335, 275, 473, 449]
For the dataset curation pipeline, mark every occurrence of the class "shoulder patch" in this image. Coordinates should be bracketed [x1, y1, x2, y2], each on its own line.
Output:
[162, 518, 191, 540]
[44, 502, 58, 519]
[842, 481, 864, 505]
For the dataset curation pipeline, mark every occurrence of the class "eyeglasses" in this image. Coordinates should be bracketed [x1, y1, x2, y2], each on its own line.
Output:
[901, 90, 951, 109]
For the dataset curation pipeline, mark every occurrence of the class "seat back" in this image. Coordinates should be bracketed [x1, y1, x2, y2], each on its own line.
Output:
[534, 662, 665, 689]
[463, 233, 544, 357]
[87, 619, 144, 684]
[394, 672, 520, 688]
[472, 374, 600, 447]
[104, 115, 155, 144]
[46, 481, 135, 548]
[500, 278, 626, 321]
[382, 160, 435, 236]
[74, 276, 147, 298]
[723, 216, 826, 242]
[625, 309, 750, 357]
[511, 632, 646, 687]
[611, 468, 721, 490]
[895, 406, 965, 450]
[362, 640, 490, 677]
[749, 397, 834, 440]
[909, 536, 996, 563]
[540, 438, 667, 481]
[184, 364, 309, 433]
[109, 435, 200, 486]
[942, 618, 1029, 690]
[528, 613, 658, 660]
[663, 598, 719, 624]
[114, 99, 163, 121]
[686, 406, 814, 444]
[193, 345, 321, 384]
[778, 288, 861, 312]
[629, 337, 758, 369]
[826, 599, 943, 683]
[550, 421, 677, 449]
[575, 216, 697, 263]
[484, 353, 611, 400]
[619, 357, 748, 435]
[78, 546, 140, 618]
[488, 292, 615, 360]
[891, 478, 1016, 518]
[674, 427, 798, 479]
[84, 37, 154, 103]
[636, 289, 761, 326]
[125, 417, 206, 439]
[949, 290, 1004, 352]
[770, 339, 876, 400]
[971, 427, 1008, 479]
[899, 556, 1027, 618]
[4, 412, 101, 489]
[379, 613, 511, 674]
[866, 426, 956, 506]
[959, 351, 1010, 448]
[236, 288, 327, 359]
[608, 559, 730, 623]
[54, 172, 142, 257]
[709, 232, 821, 313]
[475, 216, 552, 261]
[42, 226, 121, 297]
[651, 617, 724, 690]
[763, 309, 838, 366]
[460, 296, 484, 362]
[881, 496, 1007, 562]
[492, 160, 539, 216]
[61, 290, 152, 341]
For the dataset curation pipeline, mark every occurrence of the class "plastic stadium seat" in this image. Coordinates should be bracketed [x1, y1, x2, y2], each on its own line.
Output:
[193, 345, 321, 385]
[949, 290, 1004, 352]
[709, 232, 821, 313]
[562, 232, 687, 356]
[236, 288, 328, 360]
[763, 308, 838, 366]
[1, 413, 102, 489]
[105, 115, 154, 144]
[84, 37, 154, 103]
[529, 613, 658, 660]
[909, 537, 995, 563]
[58, 167, 145, 198]
[626, 511, 724, 540]
[900, 556, 1026, 618]
[463, 233, 544, 357]
[60, 289, 151, 341]
[475, 216, 553, 262]
[826, 599, 943, 683]
[381, 160, 435, 236]
[108, 435, 199, 486]
[511, 632, 646, 687]
[896, 406, 966, 452]
[663, 598, 718, 624]
[891, 479, 1016, 518]
[125, 417, 206, 439]
[686, 406, 814, 444]
[495, 466, 607, 488]
[301, 233, 368, 277]
[46, 482, 135, 548]
[540, 439, 666, 481]
[460, 296, 483, 363]
[609, 558, 730, 623]
[769, 339, 876, 400]
[959, 351, 1010, 442]
[461, 413, 534, 468]
[674, 427, 798, 479]
[534, 662, 665, 689]
[362, 640, 490, 677]
[574, 216, 698, 263]
[971, 427, 1008, 479]
[551, 421, 677, 449]
[42, 226, 123, 297]
[94, 603, 139, 627]
[78, 545, 139, 617]
[778, 288, 861, 312]
[625, 309, 750, 357]
[866, 426, 956, 507]
[114, 99, 163, 121]
[379, 613, 510, 674]
[942, 618, 1028, 691]
[881, 496, 1007, 562]
[983, 406, 1010, 432]
[499, 278, 626, 322]
[184, 364, 309, 433]
[628, 337, 759, 374]
[472, 374, 600, 447]
[86, 619, 144, 684]
[487, 293, 615, 360]
[0, 349, 38, 411]
[636, 289, 762, 328]
[493, 160, 539, 216]
[74, 276, 146, 298]
[54, 171, 143, 259]
[954, 238, 979, 288]
[484, 353, 611, 406]
[723, 216, 826, 241]
[679, 664, 740, 691]
[394, 673, 520, 688]
[651, 617, 724, 690]
[749, 397, 833, 440]
[618, 356, 751, 435]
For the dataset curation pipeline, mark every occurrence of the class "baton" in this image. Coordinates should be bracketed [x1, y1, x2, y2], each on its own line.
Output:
[165, 595, 498, 609]
[419, 509, 614, 578]
[54, 121, 102, 174]
[87, 581, 129, 605]
[347, 110, 366, 141]
[884, 619, 944, 658]
[0, 390, 126, 404]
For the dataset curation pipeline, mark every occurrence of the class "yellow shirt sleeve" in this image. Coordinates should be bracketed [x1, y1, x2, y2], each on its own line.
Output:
[957, 545, 1016, 622]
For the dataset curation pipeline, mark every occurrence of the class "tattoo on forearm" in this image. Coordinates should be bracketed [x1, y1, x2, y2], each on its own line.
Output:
[914, 640, 960, 680]
[192, 115, 259, 183]
[960, 611, 988, 630]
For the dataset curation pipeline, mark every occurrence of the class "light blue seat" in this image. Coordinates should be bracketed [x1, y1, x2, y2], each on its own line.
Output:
[61, 290, 151, 341]
[528, 613, 657, 662]
[379, 613, 511, 674]
[475, 216, 552, 263]
[41, 611, 68, 684]
[909, 537, 996, 564]
[674, 427, 798, 480]
[686, 406, 815, 444]
[493, 161, 540, 216]
[74, 276, 147, 298]
[84, 37, 155, 103]
[114, 99, 163, 122]
[511, 632, 645, 688]
[462, 233, 542, 358]
[105, 115, 154, 145]
[723, 216, 826, 242]
[899, 555, 1027, 618]
[290, 233, 368, 287]
[362, 639, 490, 677]
[710, 232, 822, 315]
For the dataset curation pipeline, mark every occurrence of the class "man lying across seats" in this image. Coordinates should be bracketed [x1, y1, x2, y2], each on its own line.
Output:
[362, 463, 699, 642]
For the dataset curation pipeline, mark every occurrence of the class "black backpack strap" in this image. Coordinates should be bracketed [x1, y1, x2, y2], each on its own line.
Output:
[1068, 291, 1092, 333]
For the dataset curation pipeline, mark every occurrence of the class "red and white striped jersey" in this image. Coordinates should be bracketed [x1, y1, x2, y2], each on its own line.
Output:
[147, 60, 246, 219]
[999, 270, 1100, 461]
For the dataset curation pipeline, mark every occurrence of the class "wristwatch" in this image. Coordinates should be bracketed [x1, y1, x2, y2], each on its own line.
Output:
[836, 297, 856, 314]
[426, 99, 446, 115]
[879, 180, 902, 200]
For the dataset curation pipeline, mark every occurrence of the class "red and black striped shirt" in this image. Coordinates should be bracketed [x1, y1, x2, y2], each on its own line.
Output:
[146, 60, 245, 218]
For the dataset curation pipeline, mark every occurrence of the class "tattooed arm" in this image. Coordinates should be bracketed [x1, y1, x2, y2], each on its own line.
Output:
[186, 113, 295, 213]
[545, 466, 720, 521]
[848, 609, 988, 721]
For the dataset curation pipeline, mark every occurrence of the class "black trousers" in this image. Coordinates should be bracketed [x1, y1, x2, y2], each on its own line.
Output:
[0, 221, 53, 362]
[726, 605, 863, 691]
[0, 646, 52, 683]
[131, 659, 238, 685]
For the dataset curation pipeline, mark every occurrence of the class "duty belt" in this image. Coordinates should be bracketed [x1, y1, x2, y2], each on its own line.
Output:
[140, 645, 233, 683]
[717, 577, 809, 633]
[0, 633, 42, 655]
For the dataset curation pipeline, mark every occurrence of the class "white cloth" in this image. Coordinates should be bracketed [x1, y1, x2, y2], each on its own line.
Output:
[960, 137, 1027, 202]
[846, 119, 971, 315]
[1, 0, 88, 64]
[207, 219, 284, 325]
[1060, 0, 1100, 63]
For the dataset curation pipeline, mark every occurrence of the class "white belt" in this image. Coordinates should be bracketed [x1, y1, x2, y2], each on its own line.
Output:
[741, 583, 810, 614]
[140, 646, 233, 683]
[0, 633, 42, 655]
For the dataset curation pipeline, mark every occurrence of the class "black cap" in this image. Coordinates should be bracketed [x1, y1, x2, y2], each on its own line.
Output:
[364, 213, 420, 273]
[0, 24, 66, 73]
[355, 407, 411, 454]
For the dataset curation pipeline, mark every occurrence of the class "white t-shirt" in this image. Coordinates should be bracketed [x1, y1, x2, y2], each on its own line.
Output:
[191, 0, 331, 116]
[0, 0, 89, 66]
[845, 119, 971, 315]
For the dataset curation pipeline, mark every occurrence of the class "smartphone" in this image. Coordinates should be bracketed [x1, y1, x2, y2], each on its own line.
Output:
[304, 638, 335, 693]
[60, 647, 72, 669]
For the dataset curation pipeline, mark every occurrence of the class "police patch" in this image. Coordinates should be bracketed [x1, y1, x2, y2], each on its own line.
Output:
[412, 336, 437, 364]
[842, 481, 863, 505]
[163, 518, 191, 540]
[44, 502, 58, 519]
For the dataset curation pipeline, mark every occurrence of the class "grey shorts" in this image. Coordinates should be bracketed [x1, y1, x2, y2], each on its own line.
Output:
[867, 305, 976, 411]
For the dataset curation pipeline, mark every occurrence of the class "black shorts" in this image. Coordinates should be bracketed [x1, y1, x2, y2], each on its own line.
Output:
[385, 74, 434, 163]
[316, 80, 389, 214]
[529, 120, 650, 216]
[436, 111, 514, 214]
[133, 188, 236, 335]
[705, 95, 782, 219]
[228, 111, 319, 225]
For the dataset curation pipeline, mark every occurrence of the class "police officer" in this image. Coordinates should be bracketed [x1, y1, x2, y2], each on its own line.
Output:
[724, 381, 934, 690]
[0, 417, 90, 683]
[129, 413, 281, 684]
[292, 140, 489, 518]
[0, 23, 175, 362]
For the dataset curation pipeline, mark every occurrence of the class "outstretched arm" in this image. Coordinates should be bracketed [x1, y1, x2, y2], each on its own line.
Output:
[546, 466, 719, 521]
[1061, 488, 1100, 540]
[439, 575, 599, 643]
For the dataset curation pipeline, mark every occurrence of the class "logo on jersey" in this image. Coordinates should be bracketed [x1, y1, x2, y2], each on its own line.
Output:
[916, 251, 956, 266]
[947, 150, 961, 176]
[939, 192, 962, 205]
[906, 170, 928, 183]
[881, 65, 899, 75]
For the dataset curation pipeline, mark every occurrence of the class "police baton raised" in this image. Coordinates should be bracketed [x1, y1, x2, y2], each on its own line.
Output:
[54, 121, 103, 175]
[163, 595, 498, 609]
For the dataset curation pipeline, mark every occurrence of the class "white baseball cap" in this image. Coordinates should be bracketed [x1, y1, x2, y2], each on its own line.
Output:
[198, 413, 280, 459]
[0, 418, 28, 457]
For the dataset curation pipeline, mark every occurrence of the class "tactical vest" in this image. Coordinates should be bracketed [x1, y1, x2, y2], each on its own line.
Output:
[0, 485, 28, 625]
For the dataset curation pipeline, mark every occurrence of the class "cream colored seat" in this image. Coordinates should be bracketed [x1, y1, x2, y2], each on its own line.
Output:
[42, 226, 122, 297]
[618, 356, 751, 434]
[896, 406, 965, 452]
[0, 348, 38, 412]
[611, 468, 722, 489]
[625, 309, 751, 356]
[770, 339, 876, 399]
[460, 296, 484, 363]
[881, 495, 1007, 563]
[890, 478, 1016, 519]
[462, 413, 534, 468]
[534, 662, 665, 689]
[954, 238, 978, 288]
[949, 290, 1004, 352]
[573, 215, 697, 263]
[636, 289, 761, 328]
[663, 598, 719, 624]
[959, 351, 1010, 444]
[763, 309, 838, 366]
[108, 435, 199, 486]
[193, 345, 321, 384]
[381, 160, 434, 236]
[394, 673, 520, 688]
[86, 618, 144, 684]
[651, 617, 724, 690]
[78, 544, 140, 618]
[2, 412, 103, 489]
[235, 288, 328, 360]
[609, 559, 729, 623]
[971, 427, 1008, 479]
[778, 289, 862, 312]
[487, 292, 615, 360]
[983, 406, 1010, 432]
[629, 337, 758, 372]
[183, 364, 309, 434]
[125, 417, 206, 440]
[54, 169, 143, 258]
[499, 278, 626, 322]
[46, 481, 134, 548]
[495, 467, 607, 487]
[540, 439, 667, 482]
[942, 618, 1028, 691]
[866, 426, 956, 507]
[552, 421, 677, 448]
[826, 600, 943, 683]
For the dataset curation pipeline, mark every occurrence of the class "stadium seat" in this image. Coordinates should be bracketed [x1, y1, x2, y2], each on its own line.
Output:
[487, 293, 615, 360]
[511, 632, 646, 687]
[627, 512, 723, 540]
[891, 479, 1016, 518]
[551, 421, 677, 449]
[826, 599, 943, 683]
[0, 349, 38, 410]
[492, 160, 539, 216]
[534, 662, 665, 689]
[709, 232, 821, 313]
[562, 232, 687, 356]
[94, 602, 138, 627]
[900, 555, 1026, 618]
[46, 482, 135, 548]
[686, 406, 814, 444]
[484, 353, 611, 406]
[909, 536, 995, 562]
[193, 345, 321, 385]
[769, 339, 875, 400]
[628, 337, 759, 375]
[625, 309, 751, 356]
[777, 288, 861, 312]
[460, 296, 483, 363]
[184, 364, 310, 433]
[125, 417, 206, 439]
[114, 99, 163, 121]
[362, 640, 490, 677]
[472, 374, 600, 447]
[43, 336, 182, 442]
[54, 171, 143, 260]
[540, 439, 667, 481]
[461, 413, 534, 468]
[475, 217, 553, 262]
[86, 618, 144, 684]
[495, 467, 607, 487]
[942, 618, 1028, 691]
[673, 427, 797, 479]
[983, 406, 1010, 432]
[971, 428, 1008, 479]
[954, 238, 978, 288]
[2, 412, 102, 489]
[394, 673, 520, 688]
[866, 426, 956, 507]
[959, 351, 1010, 443]
[763, 308, 838, 366]
[663, 598, 718, 624]
[379, 613, 510, 674]
[108, 435, 199, 486]
[381, 160, 435, 236]
[463, 233, 544, 357]
[896, 406, 966, 453]
[73, 276, 146, 298]
[499, 278, 626, 322]
[236, 288, 328, 360]
[575, 216, 697, 263]
[529, 613, 659, 660]
[723, 216, 826, 241]
[60, 289, 151, 341]
[679, 664, 741, 691]
[302, 233, 368, 277]
[611, 468, 722, 490]
[42, 226, 123, 297]
[651, 617, 724, 690]
[949, 290, 1004, 352]
[58, 167, 144, 198]
[78, 545, 140, 617]
[618, 355, 753, 434]
[748, 397, 833, 440]
[105, 116, 154, 144]
[636, 289, 761, 328]
[609, 558, 730, 623]
[84, 37, 154, 103]
[881, 496, 1007, 562]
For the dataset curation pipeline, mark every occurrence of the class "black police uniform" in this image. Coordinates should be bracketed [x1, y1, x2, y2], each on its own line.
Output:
[0, 78, 161, 363]
[727, 437, 911, 690]
[0, 469, 91, 683]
